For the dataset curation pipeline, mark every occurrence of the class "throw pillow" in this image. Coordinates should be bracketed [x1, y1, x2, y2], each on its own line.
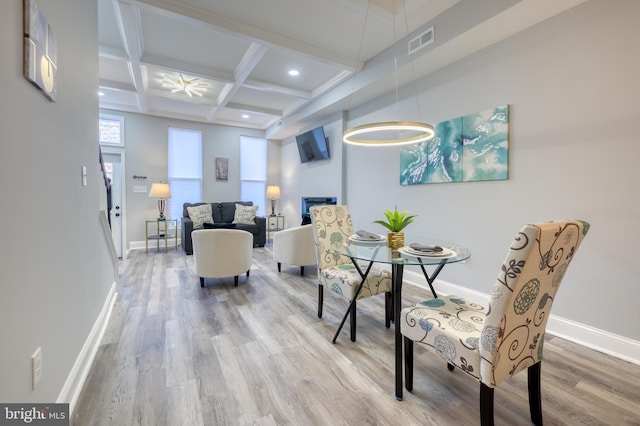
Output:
[187, 204, 213, 229]
[233, 203, 258, 225]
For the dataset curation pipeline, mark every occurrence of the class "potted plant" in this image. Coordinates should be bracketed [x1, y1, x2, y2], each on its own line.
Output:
[373, 207, 416, 248]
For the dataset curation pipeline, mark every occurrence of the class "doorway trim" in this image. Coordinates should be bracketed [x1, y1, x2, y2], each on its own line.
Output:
[100, 145, 127, 258]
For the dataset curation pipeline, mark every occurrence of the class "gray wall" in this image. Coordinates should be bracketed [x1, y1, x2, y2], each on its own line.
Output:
[341, 0, 639, 342]
[101, 110, 273, 245]
[0, 0, 116, 402]
[279, 114, 346, 228]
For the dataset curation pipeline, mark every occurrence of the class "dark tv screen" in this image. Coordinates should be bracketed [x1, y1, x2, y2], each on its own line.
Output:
[295, 126, 329, 164]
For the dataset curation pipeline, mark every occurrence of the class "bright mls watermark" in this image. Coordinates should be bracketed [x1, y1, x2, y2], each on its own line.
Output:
[0, 404, 68, 425]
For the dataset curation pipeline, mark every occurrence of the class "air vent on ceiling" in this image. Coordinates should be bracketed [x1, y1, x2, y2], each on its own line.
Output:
[408, 26, 434, 55]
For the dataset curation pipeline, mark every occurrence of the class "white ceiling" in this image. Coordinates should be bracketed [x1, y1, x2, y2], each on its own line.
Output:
[98, 0, 587, 140]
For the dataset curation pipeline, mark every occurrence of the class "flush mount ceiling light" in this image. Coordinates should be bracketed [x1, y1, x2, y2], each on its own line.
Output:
[162, 73, 207, 98]
[343, 0, 434, 147]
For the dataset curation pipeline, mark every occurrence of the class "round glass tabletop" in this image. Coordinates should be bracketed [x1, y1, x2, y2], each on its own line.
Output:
[333, 235, 471, 266]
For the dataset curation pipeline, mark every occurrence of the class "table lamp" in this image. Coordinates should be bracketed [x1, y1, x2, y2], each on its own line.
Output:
[149, 182, 171, 220]
[265, 185, 281, 216]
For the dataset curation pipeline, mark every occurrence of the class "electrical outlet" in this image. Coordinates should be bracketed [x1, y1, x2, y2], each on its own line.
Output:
[31, 347, 42, 390]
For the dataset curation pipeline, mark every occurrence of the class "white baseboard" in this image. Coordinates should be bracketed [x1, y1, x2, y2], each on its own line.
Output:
[129, 239, 181, 251]
[547, 316, 640, 366]
[403, 270, 640, 366]
[129, 240, 146, 250]
[57, 282, 118, 414]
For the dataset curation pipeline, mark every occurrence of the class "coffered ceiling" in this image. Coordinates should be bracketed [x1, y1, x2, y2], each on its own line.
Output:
[98, 0, 587, 140]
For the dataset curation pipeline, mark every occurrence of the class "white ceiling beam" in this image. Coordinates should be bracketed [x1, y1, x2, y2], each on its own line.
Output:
[113, 0, 148, 112]
[212, 118, 266, 130]
[99, 44, 129, 60]
[99, 79, 137, 92]
[311, 70, 354, 98]
[241, 79, 311, 100]
[98, 101, 140, 113]
[212, 43, 268, 121]
[134, 0, 360, 69]
[225, 102, 282, 117]
[144, 107, 214, 124]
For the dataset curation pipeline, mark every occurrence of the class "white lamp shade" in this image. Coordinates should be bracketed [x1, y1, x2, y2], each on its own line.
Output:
[149, 182, 171, 199]
[266, 185, 281, 199]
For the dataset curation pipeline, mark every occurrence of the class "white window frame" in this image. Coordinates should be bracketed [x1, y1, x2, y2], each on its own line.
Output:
[240, 136, 267, 217]
[99, 113, 125, 147]
[168, 127, 203, 225]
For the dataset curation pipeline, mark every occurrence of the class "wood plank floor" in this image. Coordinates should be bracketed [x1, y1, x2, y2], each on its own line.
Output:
[72, 247, 640, 425]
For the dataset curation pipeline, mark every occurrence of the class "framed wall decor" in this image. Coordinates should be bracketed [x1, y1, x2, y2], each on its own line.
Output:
[23, 0, 57, 101]
[400, 105, 509, 185]
[215, 157, 228, 181]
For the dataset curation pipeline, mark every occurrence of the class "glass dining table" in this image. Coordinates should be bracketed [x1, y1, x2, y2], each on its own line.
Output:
[332, 235, 471, 400]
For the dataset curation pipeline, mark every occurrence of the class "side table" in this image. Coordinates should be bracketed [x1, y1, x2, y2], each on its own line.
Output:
[267, 214, 284, 242]
[146, 219, 178, 253]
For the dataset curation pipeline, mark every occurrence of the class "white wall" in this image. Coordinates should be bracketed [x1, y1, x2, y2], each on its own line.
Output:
[0, 0, 116, 403]
[279, 115, 345, 228]
[340, 0, 639, 345]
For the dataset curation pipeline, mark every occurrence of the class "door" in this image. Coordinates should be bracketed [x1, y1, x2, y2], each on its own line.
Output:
[104, 153, 124, 258]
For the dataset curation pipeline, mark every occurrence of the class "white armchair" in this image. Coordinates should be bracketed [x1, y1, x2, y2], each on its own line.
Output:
[192, 229, 253, 287]
[272, 224, 316, 276]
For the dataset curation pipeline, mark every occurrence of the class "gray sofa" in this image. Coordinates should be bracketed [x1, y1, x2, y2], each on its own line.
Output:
[181, 201, 266, 254]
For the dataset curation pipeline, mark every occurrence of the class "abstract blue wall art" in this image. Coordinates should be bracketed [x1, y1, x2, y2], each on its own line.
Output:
[400, 105, 509, 185]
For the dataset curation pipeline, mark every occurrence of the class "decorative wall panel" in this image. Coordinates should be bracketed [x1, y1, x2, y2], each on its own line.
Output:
[400, 105, 509, 185]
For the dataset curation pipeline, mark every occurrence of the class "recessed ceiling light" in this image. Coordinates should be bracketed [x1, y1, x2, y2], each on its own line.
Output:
[98, 91, 105, 96]
[241, 114, 250, 119]
[288, 69, 299, 76]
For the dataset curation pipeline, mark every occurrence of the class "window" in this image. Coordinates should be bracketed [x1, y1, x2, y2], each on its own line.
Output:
[168, 128, 202, 224]
[99, 113, 124, 146]
[240, 136, 267, 217]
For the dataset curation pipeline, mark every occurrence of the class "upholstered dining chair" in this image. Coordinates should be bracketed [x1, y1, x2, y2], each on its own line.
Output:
[309, 204, 393, 342]
[192, 229, 253, 287]
[272, 224, 317, 276]
[400, 220, 589, 425]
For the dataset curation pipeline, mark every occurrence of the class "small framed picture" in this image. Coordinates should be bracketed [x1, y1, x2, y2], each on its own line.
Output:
[215, 157, 228, 181]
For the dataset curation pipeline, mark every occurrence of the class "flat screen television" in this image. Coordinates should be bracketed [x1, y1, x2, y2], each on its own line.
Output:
[295, 126, 329, 164]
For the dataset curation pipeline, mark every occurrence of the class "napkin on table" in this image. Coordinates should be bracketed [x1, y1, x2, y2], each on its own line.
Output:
[356, 230, 381, 240]
[409, 243, 443, 253]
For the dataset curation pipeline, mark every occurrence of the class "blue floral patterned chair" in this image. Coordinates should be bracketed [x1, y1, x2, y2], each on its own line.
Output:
[309, 205, 393, 342]
[400, 220, 589, 425]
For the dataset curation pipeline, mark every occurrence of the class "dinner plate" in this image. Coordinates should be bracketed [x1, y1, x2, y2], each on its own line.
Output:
[349, 234, 386, 244]
[398, 246, 456, 258]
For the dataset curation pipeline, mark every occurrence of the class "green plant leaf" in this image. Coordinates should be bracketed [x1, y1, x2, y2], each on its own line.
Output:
[373, 208, 416, 232]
